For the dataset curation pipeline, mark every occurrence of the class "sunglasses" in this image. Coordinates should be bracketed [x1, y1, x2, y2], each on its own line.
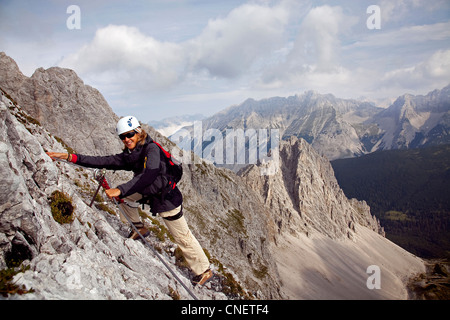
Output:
[119, 131, 137, 140]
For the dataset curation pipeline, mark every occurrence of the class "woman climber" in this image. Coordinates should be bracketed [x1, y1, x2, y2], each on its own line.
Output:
[46, 116, 213, 286]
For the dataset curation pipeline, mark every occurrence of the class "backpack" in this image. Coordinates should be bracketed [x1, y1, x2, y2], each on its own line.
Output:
[152, 141, 183, 193]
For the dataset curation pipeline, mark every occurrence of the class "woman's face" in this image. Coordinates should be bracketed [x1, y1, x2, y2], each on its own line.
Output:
[120, 130, 139, 150]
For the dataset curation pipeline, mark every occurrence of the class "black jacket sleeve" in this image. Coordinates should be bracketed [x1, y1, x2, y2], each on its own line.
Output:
[75, 153, 126, 170]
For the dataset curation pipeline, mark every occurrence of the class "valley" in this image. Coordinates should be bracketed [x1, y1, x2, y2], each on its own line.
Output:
[332, 145, 450, 259]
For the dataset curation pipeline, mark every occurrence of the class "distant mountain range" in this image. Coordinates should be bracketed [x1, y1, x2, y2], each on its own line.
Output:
[164, 83, 450, 261]
[370, 87, 450, 151]
[171, 85, 450, 161]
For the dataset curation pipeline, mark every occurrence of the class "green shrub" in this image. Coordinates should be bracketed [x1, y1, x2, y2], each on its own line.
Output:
[0, 265, 34, 297]
[49, 190, 75, 224]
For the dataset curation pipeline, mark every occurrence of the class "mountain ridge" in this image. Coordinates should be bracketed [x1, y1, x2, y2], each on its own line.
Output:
[173, 84, 449, 162]
[0, 52, 122, 157]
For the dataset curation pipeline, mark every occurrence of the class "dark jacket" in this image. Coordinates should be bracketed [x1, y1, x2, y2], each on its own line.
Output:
[74, 135, 182, 214]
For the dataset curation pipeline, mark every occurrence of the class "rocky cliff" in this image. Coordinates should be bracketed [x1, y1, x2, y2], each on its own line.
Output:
[238, 137, 383, 240]
[0, 52, 122, 156]
[0, 91, 228, 299]
[0, 53, 425, 300]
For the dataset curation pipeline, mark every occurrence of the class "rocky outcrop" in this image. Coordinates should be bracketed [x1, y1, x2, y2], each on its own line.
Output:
[239, 137, 383, 240]
[0, 52, 122, 156]
[0, 92, 230, 300]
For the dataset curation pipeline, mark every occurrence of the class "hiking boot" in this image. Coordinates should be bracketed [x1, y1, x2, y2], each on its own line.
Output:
[128, 227, 150, 240]
[192, 269, 213, 287]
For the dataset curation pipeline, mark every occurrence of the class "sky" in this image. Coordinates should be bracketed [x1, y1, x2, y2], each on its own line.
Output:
[1, 0, 449, 123]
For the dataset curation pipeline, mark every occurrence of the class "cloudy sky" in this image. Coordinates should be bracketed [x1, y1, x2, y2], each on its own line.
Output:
[1, 0, 449, 122]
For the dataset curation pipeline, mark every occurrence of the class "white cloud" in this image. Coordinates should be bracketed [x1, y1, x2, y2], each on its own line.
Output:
[379, 0, 448, 23]
[61, 25, 184, 89]
[297, 6, 357, 69]
[381, 49, 450, 89]
[261, 5, 358, 87]
[346, 22, 450, 51]
[54, 1, 449, 120]
[256, 5, 450, 100]
[186, 2, 290, 78]
[60, 2, 291, 90]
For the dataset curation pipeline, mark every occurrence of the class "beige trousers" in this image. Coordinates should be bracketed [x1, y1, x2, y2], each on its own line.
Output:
[119, 193, 210, 276]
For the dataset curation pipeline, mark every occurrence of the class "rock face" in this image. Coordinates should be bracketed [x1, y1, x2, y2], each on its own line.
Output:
[0, 87, 282, 300]
[0, 52, 122, 156]
[0, 53, 425, 300]
[238, 137, 383, 240]
[0, 92, 228, 300]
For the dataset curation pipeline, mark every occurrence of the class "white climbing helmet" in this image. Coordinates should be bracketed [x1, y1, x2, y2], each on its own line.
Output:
[116, 116, 141, 135]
